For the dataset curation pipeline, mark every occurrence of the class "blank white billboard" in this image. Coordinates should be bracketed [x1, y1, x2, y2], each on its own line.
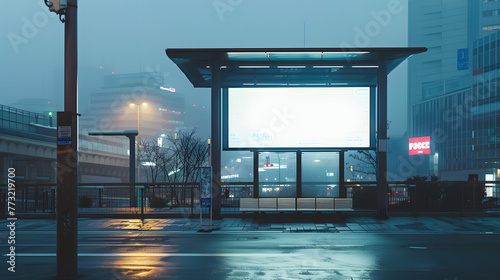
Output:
[226, 87, 373, 149]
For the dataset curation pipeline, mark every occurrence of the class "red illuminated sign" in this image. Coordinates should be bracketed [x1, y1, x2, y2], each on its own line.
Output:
[409, 136, 430, 155]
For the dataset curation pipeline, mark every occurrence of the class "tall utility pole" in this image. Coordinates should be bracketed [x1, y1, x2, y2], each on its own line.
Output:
[46, 0, 79, 278]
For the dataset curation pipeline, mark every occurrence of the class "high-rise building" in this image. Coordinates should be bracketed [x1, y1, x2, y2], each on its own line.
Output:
[470, 30, 500, 172]
[480, 0, 500, 34]
[82, 72, 185, 142]
[408, 0, 500, 180]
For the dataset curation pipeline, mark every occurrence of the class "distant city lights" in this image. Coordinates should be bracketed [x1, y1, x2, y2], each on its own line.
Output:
[160, 86, 176, 92]
[168, 169, 181, 176]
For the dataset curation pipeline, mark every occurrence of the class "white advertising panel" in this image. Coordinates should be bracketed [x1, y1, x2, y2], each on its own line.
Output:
[227, 87, 372, 149]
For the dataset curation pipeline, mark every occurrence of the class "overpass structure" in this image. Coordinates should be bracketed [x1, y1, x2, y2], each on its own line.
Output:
[0, 105, 130, 183]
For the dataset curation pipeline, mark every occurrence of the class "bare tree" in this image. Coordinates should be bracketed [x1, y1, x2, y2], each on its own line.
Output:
[137, 128, 209, 205]
[138, 138, 164, 183]
[345, 150, 377, 181]
[345, 121, 391, 181]
[158, 128, 209, 204]
[159, 129, 208, 182]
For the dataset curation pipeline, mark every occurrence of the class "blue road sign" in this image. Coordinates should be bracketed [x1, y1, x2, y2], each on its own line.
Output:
[457, 48, 468, 70]
[201, 198, 211, 208]
[57, 138, 71, 144]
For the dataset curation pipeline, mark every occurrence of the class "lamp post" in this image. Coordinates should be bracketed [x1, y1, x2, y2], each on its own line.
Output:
[130, 102, 147, 186]
[130, 102, 147, 145]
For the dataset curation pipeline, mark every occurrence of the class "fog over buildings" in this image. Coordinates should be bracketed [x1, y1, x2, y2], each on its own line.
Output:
[1, 0, 409, 139]
[6, 0, 500, 182]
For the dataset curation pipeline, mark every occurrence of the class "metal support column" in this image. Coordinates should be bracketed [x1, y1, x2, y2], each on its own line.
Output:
[210, 58, 222, 219]
[339, 150, 346, 197]
[296, 151, 302, 198]
[57, 0, 79, 278]
[127, 135, 136, 207]
[253, 151, 259, 198]
[376, 58, 389, 219]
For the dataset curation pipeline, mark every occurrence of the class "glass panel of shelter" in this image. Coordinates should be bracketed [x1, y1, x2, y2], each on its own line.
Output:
[302, 152, 339, 198]
[258, 152, 296, 198]
[257, 151, 340, 198]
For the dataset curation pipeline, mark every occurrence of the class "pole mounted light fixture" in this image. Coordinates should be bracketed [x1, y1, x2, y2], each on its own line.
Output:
[130, 102, 147, 106]
[44, 0, 68, 22]
[129, 102, 147, 183]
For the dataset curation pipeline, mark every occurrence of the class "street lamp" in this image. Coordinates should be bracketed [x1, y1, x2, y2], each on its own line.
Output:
[130, 102, 147, 144]
[130, 102, 147, 181]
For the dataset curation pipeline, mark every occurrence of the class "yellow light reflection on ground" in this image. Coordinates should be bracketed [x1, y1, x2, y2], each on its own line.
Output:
[107, 246, 178, 279]
[92, 219, 179, 279]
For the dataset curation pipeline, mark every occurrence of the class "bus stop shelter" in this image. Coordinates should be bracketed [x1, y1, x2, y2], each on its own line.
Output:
[166, 47, 427, 219]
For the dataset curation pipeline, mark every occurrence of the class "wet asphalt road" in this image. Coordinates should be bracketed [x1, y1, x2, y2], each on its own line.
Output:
[1, 230, 499, 279]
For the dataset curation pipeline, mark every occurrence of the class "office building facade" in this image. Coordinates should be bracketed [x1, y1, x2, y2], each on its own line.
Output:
[83, 72, 185, 142]
[408, 0, 500, 180]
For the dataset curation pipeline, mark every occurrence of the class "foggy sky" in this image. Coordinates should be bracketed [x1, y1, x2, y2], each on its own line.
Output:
[1, 0, 409, 137]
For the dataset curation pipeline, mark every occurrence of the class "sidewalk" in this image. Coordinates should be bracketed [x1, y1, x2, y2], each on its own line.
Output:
[2, 216, 500, 234]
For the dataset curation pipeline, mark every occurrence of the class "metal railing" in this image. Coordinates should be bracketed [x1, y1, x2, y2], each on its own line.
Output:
[346, 181, 500, 213]
[0, 183, 56, 214]
[0, 104, 52, 133]
[221, 182, 255, 212]
[1, 181, 499, 216]
[0, 182, 201, 216]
